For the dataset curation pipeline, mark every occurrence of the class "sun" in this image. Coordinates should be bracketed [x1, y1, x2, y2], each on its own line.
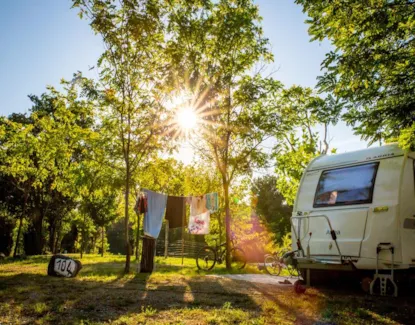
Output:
[177, 107, 197, 130]
[163, 85, 221, 141]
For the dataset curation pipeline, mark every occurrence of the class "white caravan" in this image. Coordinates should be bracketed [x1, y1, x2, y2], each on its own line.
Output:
[291, 143, 415, 295]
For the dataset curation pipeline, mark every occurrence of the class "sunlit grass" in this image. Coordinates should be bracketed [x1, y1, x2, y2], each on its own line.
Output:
[0, 254, 412, 324]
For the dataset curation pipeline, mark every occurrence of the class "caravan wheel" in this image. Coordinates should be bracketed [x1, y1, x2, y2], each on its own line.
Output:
[361, 277, 372, 293]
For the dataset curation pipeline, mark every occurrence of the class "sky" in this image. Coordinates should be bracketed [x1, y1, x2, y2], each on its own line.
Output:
[0, 0, 368, 164]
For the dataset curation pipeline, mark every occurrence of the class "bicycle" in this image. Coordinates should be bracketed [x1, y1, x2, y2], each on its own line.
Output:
[264, 249, 299, 277]
[196, 239, 247, 271]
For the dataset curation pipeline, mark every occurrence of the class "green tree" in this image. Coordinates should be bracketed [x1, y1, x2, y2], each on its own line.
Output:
[45, 191, 76, 254]
[273, 86, 341, 205]
[82, 193, 119, 256]
[0, 81, 95, 256]
[252, 175, 292, 244]
[73, 128, 122, 257]
[73, 0, 173, 272]
[0, 175, 18, 256]
[0, 117, 34, 256]
[296, 0, 415, 147]
[167, 0, 278, 268]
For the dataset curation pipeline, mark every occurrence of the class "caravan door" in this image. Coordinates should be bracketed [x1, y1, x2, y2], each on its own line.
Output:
[299, 162, 378, 258]
[303, 208, 369, 258]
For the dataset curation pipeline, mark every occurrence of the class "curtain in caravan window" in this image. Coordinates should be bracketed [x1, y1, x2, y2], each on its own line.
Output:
[314, 162, 378, 207]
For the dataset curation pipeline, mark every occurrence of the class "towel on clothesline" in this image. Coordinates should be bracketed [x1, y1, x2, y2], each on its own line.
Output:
[187, 195, 208, 216]
[188, 211, 210, 235]
[205, 192, 218, 213]
[134, 193, 148, 214]
[143, 189, 167, 239]
[165, 196, 186, 228]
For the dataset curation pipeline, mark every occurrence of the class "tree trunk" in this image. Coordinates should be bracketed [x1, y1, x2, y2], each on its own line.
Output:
[218, 212, 223, 246]
[101, 226, 105, 257]
[24, 216, 44, 256]
[35, 215, 44, 254]
[124, 165, 131, 273]
[135, 211, 140, 260]
[54, 221, 62, 254]
[164, 220, 169, 259]
[24, 194, 45, 255]
[80, 230, 84, 259]
[80, 213, 86, 259]
[48, 221, 56, 254]
[223, 181, 231, 269]
[140, 237, 156, 273]
[14, 192, 28, 257]
[13, 215, 24, 258]
[0, 217, 15, 256]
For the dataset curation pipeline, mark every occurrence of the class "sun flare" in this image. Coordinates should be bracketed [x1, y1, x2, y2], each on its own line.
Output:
[162, 84, 222, 142]
[177, 107, 197, 130]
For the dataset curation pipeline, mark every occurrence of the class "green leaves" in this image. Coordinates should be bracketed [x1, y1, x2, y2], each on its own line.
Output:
[163, 0, 277, 189]
[0, 80, 101, 253]
[272, 86, 342, 205]
[73, 0, 174, 176]
[1, 82, 96, 192]
[252, 175, 292, 243]
[297, 0, 415, 147]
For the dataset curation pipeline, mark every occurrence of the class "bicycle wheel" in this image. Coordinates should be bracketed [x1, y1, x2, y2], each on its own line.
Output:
[286, 263, 299, 277]
[230, 247, 247, 269]
[282, 253, 299, 277]
[264, 254, 281, 276]
[196, 246, 216, 271]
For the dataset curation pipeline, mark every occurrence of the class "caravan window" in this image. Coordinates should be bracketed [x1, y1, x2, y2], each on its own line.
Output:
[314, 162, 379, 207]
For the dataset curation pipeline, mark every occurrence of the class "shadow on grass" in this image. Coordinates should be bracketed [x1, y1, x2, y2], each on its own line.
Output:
[1, 258, 415, 324]
[0, 259, 264, 324]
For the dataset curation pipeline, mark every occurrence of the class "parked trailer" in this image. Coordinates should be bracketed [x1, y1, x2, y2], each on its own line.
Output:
[290, 144, 415, 296]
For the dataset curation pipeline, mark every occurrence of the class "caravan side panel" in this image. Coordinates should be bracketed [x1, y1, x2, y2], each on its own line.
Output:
[399, 158, 415, 267]
[357, 156, 403, 268]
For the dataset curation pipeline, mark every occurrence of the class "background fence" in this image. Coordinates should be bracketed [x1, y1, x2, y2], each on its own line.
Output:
[155, 223, 207, 259]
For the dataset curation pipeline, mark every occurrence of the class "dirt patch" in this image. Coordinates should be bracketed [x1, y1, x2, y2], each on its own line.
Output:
[208, 274, 298, 286]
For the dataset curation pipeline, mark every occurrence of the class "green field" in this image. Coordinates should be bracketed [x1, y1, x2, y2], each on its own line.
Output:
[0, 255, 413, 324]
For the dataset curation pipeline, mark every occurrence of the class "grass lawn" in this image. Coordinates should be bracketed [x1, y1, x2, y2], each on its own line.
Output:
[0, 254, 414, 324]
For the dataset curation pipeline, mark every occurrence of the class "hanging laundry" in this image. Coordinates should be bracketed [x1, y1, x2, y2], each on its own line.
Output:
[187, 195, 208, 216]
[143, 189, 168, 239]
[134, 193, 148, 215]
[188, 211, 210, 235]
[205, 192, 219, 213]
[165, 196, 186, 228]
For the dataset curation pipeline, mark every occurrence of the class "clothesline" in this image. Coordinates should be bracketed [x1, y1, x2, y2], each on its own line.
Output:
[137, 188, 216, 199]
[136, 189, 219, 239]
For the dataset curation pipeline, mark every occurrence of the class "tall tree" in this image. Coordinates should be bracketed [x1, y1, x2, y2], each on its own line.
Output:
[0, 116, 34, 256]
[296, 0, 415, 147]
[82, 193, 119, 256]
[273, 86, 341, 205]
[252, 175, 292, 244]
[0, 81, 95, 255]
[167, 0, 278, 268]
[0, 174, 18, 256]
[73, 0, 173, 272]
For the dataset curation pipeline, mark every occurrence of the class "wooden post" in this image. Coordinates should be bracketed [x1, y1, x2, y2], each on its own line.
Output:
[140, 237, 156, 273]
[181, 208, 185, 265]
[135, 211, 140, 260]
[164, 220, 169, 259]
